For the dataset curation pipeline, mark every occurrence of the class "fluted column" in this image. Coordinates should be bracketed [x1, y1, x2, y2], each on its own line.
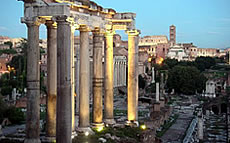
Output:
[79, 26, 90, 128]
[113, 59, 117, 87]
[46, 20, 57, 138]
[56, 16, 72, 143]
[117, 61, 120, 86]
[104, 30, 115, 124]
[122, 62, 125, 86]
[71, 26, 75, 131]
[24, 19, 41, 143]
[113, 61, 116, 87]
[127, 30, 139, 122]
[92, 28, 104, 126]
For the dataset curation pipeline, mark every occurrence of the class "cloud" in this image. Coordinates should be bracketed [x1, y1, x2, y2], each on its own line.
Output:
[0, 26, 8, 31]
[218, 18, 230, 22]
[207, 31, 220, 35]
[214, 17, 230, 23]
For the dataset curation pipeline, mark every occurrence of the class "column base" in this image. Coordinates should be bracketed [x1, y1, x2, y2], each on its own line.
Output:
[76, 127, 94, 136]
[24, 138, 41, 143]
[126, 120, 139, 127]
[153, 102, 161, 112]
[104, 119, 116, 126]
[92, 123, 104, 128]
[159, 99, 165, 108]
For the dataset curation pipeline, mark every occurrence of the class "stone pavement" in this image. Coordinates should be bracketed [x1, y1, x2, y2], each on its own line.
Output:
[161, 108, 194, 143]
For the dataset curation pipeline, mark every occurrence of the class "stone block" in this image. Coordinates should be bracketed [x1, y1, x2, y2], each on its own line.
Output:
[159, 99, 165, 108]
[153, 102, 160, 112]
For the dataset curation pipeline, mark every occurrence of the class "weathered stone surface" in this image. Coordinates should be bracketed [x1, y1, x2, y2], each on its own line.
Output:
[25, 20, 41, 143]
[92, 30, 104, 124]
[127, 30, 139, 122]
[79, 27, 90, 128]
[56, 17, 72, 143]
[46, 20, 57, 137]
[104, 30, 115, 124]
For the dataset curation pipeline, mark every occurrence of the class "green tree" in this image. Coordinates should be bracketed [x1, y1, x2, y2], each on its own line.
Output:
[163, 59, 178, 69]
[167, 66, 203, 95]
[195, 56, 216, 71]
[0, 49, 17, 55]
[0, 96, 7, 122]
[4, 41, 13, 48]
[3, 106, 25, 124]
[1, 86, 13, 96]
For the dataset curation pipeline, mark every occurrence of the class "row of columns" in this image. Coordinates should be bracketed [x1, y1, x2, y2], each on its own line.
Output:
[24, 16, 139, 143]
[114, 59, 127, 87]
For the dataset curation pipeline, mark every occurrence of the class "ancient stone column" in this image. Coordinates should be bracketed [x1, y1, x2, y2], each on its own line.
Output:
[156, 82, 160, 102]
[198, 113, 204, 140]
[92, 28, 104, 126]
[127, 30, 139, 122]
[79, 26, 90, 128]
[71, 26, 75, 131]
[24, 19, 41, 143]
[46, 20, 57, 138]
[160, 73, 164, 98]
[151, 67, 155, 83]
[56, 16, 72, 143]
[121, 62, 124, 86]
[75, 40, 80, 114]
[114, 61, 117, 87]
[104, 30, 115, 124]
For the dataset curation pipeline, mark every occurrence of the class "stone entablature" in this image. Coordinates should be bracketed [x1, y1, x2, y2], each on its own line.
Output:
[22, 0, 136, 33]
[113, 56, 127, 87]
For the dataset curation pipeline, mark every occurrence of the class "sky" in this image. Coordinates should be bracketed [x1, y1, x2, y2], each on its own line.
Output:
[0, 0, 230, 49]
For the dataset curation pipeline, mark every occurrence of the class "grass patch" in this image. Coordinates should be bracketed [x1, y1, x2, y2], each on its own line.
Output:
[73, 126, 142, 143]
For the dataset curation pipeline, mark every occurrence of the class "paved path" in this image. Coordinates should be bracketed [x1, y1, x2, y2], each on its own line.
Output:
[161, 110, 194, 143]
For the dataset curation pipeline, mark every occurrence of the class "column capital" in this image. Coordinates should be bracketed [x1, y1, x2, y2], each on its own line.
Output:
[126, 29, 140, 36]
[45, 20, 57, 29]
[105, 29, 115, 37]
[92, 27, 104, 35]
[54, 16, 74, 25]
[79, 25, 91, 32]
[21, 17, 44, 27]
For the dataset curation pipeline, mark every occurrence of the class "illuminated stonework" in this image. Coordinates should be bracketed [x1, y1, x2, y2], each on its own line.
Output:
[21, 0, 140, 142]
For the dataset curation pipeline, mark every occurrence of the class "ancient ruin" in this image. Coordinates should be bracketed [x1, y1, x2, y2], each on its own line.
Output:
[21, 0, 140, 142]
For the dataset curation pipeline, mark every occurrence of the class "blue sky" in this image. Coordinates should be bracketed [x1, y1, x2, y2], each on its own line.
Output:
[0, 0, 230, 49]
